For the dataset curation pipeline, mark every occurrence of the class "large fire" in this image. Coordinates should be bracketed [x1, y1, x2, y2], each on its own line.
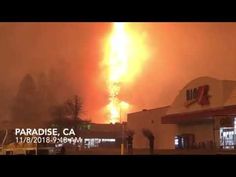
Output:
[104, 22, 149, 124]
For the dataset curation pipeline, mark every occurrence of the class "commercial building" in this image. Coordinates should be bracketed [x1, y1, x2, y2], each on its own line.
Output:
[127, 77, 236, 151]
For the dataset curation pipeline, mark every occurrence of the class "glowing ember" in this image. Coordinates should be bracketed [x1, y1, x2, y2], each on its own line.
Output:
[104, 22, 149, 124]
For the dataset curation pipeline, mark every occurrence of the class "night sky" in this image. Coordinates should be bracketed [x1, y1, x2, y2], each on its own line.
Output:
[1, 22, 236, 123]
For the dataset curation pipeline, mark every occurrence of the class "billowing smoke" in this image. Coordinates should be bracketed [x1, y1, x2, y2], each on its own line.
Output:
[1, 23, 236, 125]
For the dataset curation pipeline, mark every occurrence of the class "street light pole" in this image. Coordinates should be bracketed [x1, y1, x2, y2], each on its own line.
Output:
[119, 101, 129, 155]
[120, 106, 124, 155]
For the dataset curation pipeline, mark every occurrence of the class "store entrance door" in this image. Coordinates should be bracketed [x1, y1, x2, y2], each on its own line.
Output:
[175, 134, 195, 149]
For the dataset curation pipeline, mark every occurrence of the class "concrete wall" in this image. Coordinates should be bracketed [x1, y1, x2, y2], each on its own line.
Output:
[223, 80, 236, 106]
[178, 122, 214, 143]
[127, 107, 177, 150]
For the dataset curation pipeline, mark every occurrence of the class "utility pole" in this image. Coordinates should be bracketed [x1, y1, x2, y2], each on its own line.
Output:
[120, 106, 123, 155]
[120, 106, 125, 155]
[119, 101, 129, 155]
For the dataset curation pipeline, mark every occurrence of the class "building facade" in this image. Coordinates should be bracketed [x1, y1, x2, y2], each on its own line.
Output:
[127, 77, 236, 150]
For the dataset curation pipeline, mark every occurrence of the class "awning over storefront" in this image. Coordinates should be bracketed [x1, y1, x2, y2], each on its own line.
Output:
[162, 105, 236, 124]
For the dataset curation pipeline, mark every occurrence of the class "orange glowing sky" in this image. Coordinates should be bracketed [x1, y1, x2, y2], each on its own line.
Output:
[1, 23, 236, 123]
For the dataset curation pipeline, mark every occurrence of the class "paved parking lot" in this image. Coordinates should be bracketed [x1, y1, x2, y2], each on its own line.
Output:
[63, 147, 236, 155]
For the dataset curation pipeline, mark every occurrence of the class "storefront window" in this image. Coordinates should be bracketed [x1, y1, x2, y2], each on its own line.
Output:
[219, 117, 236, 149]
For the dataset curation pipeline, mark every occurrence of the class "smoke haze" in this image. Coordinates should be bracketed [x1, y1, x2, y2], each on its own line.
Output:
[1, 22, 236, 124]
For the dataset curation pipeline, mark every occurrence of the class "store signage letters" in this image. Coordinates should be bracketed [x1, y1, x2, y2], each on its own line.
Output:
[185, 85, 210, 107]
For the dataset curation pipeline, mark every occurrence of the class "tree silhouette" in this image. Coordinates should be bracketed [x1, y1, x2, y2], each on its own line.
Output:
[142, 129, 155, 154]
[49, 95, 85, 133]
[65, 95, 82, 119]
[11, 74, 40, 124]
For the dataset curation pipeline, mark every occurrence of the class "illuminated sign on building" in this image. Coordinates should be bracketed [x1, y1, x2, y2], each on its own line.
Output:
[185, 85, 210, 107]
